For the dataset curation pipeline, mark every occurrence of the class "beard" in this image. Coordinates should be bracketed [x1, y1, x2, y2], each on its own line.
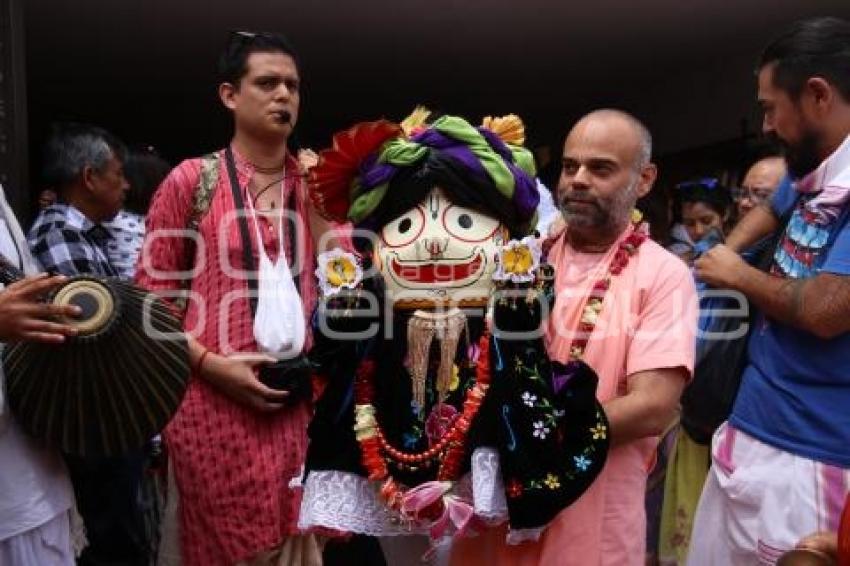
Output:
[557, 177, 639, 235]
[771, 129, 822, 180]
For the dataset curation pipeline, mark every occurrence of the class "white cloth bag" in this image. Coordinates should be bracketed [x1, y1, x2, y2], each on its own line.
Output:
[246, 189, 306, 359]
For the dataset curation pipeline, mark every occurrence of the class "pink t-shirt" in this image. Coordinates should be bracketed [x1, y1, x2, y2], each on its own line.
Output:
[451, 227, 697, 566]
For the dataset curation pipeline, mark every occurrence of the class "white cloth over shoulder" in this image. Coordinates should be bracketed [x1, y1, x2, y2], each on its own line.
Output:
[246, 189, 306, 358]
[534, 180, 561, 237]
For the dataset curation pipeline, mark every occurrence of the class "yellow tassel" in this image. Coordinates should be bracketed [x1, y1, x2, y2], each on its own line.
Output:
[401, 106, 432, 137]
[481, 114, 526, 146]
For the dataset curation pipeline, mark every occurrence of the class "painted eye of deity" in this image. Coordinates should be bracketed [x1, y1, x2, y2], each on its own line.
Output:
[381, 208, 425, 248]
[442, 204, 500, 243]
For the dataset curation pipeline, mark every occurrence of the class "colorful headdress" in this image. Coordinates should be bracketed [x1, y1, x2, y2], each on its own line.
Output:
[309, 109, 540, 236]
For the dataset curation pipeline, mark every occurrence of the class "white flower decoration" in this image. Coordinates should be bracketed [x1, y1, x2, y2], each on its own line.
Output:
[532, 420, 550, 440]
[521, 391, 537, 407]
[315, 248, 363, 297]
[492, 236, 542, 283]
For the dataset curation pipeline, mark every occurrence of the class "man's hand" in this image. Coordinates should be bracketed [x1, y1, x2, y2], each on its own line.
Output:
[796, 531, 838, 556]
[0, 274, 80, 343]
[694, 244, 748, 289]
[200, 352, 289, 412]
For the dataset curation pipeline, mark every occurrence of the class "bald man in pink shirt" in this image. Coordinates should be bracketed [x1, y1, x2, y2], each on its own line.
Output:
[451, 109, 698, 566]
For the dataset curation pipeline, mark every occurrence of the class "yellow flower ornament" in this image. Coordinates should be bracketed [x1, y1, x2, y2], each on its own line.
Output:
[493, 236, 541, 283]
[316, 248, 363, 297]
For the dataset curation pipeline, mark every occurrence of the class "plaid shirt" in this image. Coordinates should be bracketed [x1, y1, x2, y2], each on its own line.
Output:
[28, 203, 118, 277]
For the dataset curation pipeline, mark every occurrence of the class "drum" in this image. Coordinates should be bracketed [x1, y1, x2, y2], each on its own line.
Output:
[1, 256, 190, 456]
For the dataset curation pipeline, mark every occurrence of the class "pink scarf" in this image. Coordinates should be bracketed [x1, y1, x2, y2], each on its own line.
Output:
[796, 134, 850, 225]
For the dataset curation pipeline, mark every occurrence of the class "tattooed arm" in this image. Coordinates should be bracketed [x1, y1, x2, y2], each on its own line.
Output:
[695, 244, 850, 339]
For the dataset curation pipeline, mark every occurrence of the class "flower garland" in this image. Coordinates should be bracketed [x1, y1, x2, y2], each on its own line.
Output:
[353, 330, 491, 516]
[570, 210, 648, 361]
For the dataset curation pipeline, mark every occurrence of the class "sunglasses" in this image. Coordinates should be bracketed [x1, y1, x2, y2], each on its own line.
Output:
[226, 30, 275, 50]
[675, 177, 722, 191]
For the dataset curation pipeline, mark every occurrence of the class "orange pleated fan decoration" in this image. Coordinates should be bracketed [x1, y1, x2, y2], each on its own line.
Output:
[308, 120, 402, 222]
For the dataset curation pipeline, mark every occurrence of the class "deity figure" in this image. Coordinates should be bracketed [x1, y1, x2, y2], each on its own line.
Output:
[299, 110, 609, 548]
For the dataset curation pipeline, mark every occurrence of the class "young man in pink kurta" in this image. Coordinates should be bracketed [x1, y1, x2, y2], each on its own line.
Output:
[451, 110, 697, 566]
[136, 33, 331, 566]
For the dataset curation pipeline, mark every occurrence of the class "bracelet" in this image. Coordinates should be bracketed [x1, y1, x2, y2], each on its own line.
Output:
[194, 349, 211, 375]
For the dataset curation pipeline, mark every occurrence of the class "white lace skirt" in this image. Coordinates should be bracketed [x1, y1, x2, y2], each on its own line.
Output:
[298, 447, 508, 537]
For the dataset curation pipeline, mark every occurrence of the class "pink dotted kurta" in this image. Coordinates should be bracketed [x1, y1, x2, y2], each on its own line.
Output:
[136, 148, 317, 565]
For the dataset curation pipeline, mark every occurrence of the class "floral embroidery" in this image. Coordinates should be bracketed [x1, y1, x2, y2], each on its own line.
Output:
[544, 473, 561, 490]
[521, 391, 537, 407]
[532, 421, 550, 440]
[425, 404, 459, 447]
[590, 423, 607, 440]
[506, 479, 524, 498]
[402, 432, 419, 450]
[574, 455, 592, 472]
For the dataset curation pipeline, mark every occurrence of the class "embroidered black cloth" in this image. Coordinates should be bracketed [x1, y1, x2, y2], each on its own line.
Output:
[306, 268, 608, 531]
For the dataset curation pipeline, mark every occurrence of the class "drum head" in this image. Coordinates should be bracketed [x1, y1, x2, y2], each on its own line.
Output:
[52, 278, 116, 335]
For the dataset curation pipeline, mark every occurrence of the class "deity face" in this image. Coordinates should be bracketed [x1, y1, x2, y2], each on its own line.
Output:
[375, 187, 507, 309]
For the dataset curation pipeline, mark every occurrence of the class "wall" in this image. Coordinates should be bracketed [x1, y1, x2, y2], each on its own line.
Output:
[0, 0, 28, 217]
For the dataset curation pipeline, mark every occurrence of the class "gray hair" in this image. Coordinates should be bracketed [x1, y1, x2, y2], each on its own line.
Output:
[42, 123, 126, 188]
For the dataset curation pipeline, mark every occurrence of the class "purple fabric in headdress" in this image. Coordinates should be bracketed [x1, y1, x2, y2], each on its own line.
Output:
[351, 114, 540, 230]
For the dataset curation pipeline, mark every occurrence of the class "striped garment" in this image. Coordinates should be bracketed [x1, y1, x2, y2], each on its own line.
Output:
[687, 423, 849, 565]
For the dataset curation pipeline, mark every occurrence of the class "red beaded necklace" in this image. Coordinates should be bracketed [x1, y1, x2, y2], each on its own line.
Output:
[353, 215, 645, 514]
[353, 330, 491, 512]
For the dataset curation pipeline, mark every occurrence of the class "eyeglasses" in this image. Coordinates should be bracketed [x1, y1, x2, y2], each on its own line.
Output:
[675, 177, 722, 191]
[730, 186, 774, 203]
